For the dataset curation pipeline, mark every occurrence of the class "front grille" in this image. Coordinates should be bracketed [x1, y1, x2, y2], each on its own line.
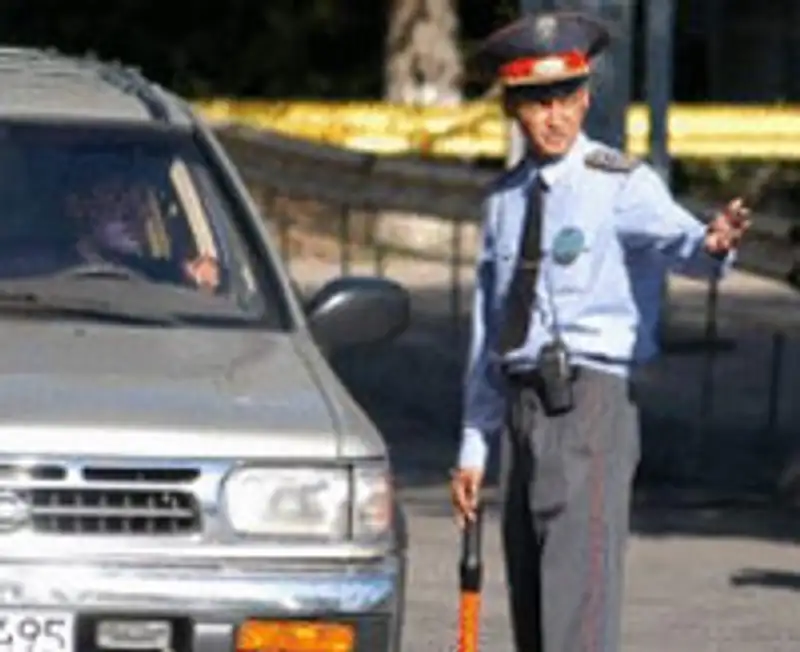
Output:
[30, 488, 201, 535]
[0, 463, 203, 537]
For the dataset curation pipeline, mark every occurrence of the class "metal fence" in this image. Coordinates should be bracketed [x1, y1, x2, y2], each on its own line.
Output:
[217, 124, 800, 498]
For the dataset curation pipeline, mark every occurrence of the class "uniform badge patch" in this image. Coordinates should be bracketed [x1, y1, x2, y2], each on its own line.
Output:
[584, 148, 639, 173]
[551, 227, 586, 266]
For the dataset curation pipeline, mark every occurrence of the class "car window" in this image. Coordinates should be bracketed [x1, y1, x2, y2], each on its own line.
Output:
[0, 121, 290, 330]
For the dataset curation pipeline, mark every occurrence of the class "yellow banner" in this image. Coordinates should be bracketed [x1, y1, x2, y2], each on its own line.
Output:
[194, 99, 800, 160]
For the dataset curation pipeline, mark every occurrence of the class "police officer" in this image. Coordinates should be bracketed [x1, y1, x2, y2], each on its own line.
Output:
[449, 11, 750, 652]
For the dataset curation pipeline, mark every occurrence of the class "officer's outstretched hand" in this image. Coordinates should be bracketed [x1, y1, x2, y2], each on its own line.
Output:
[451, 467, 483, 528]
[705, 197, 751, 255]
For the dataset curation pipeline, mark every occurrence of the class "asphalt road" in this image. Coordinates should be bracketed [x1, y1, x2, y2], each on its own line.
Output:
[292, 253, 800, 651]
[343, 315, 800, 652]
[396, 481, 800, 652]
[362, 382, 800, 652]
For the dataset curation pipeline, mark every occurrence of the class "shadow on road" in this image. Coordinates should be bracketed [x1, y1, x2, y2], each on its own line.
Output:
[730, 568, 800, 592]
[632, 504, 800, 543]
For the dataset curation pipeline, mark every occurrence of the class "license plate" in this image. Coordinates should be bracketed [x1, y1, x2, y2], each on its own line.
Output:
[0, 611, 74, 652]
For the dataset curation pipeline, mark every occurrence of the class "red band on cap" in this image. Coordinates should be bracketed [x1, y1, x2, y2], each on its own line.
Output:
[499, 50, 589, 84]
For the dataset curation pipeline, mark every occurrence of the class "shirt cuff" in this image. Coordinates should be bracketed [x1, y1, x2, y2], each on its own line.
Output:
[679, 220, 709, 258]
[457, 427, 489, 471]
[677, 220, 737, 276]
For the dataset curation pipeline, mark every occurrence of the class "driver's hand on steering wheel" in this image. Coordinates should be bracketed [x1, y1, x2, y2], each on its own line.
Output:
[183, 254, 220, 291]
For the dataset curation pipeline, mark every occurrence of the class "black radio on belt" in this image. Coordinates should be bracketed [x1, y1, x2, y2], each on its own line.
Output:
[536, 337, 574, 415]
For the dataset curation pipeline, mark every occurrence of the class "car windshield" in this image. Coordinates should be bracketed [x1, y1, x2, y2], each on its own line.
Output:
[0, 120, 290, 329]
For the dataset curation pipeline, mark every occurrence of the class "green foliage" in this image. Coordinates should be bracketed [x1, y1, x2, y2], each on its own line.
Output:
[0, 0, 387, 98]
[0, 0, 523, 99]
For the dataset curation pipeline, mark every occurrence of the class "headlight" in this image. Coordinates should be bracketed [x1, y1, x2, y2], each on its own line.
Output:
[352, 464, 393, 540]
[222, 464, 392, 541]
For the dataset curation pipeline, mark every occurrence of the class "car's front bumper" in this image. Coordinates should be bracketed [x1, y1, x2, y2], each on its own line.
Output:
[0, 555, 405, 652]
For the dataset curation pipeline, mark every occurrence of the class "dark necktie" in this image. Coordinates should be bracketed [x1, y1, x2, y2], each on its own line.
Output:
[497, 174, 546, 355]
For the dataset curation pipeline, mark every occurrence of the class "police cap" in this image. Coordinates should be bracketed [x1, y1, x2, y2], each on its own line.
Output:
[477, 12, 610, 90]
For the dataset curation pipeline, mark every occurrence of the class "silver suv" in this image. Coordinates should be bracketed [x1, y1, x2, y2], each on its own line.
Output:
[0, 48, 410, 652]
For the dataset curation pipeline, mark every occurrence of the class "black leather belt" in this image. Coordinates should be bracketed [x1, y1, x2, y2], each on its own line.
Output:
[502, 364, 581, 387]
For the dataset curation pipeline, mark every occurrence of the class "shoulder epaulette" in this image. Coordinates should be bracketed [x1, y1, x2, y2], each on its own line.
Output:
[584, 148, 640, 173]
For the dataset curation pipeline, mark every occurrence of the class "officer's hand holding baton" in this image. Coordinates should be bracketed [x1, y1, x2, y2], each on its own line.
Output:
[451, 467, 483, 528]
[456, 499, 484, 652]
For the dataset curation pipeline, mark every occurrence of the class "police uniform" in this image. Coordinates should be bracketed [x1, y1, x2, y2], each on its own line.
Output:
[458, 12, 735, 652]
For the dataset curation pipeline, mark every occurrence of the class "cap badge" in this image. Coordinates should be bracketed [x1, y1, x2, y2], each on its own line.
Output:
[535, 15, 558, 45]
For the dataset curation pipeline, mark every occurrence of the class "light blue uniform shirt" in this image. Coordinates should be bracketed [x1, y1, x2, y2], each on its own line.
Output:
[458, 132, 735, 471]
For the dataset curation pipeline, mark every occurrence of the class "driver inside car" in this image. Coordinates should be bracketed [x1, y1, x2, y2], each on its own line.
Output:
[65, 177, 221, 292]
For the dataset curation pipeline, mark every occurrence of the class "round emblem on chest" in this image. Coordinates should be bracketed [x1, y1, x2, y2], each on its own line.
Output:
[551, 227, 586, 266]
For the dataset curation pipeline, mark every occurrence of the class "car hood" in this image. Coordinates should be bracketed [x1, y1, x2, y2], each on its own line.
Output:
[0, 319, 356, 459]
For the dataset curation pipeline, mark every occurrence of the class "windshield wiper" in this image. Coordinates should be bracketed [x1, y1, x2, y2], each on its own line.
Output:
[0, 289, 180, 325]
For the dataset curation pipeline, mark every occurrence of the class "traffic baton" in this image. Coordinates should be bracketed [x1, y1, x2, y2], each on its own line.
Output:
[457, 504, 483, 652]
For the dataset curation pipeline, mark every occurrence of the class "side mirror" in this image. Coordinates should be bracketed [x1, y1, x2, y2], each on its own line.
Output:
[305, 276, 410, 352]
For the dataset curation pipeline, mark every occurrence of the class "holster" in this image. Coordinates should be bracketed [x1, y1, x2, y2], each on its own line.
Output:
[504, 359, 579, 418]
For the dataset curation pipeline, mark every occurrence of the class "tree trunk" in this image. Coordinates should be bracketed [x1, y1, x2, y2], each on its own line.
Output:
[378, 0, 467, 264]
[384, 0, 463, 106]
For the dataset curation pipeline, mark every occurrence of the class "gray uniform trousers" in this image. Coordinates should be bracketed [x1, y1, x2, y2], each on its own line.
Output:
[500, 365, 640, 652]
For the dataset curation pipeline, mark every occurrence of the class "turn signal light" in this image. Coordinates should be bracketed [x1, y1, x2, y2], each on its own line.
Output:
[236, 620, 354, 652]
